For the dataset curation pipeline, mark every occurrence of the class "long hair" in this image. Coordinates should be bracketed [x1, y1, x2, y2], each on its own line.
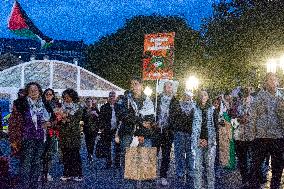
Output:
[42, 88, 56, 120]
[194, 90, 212, 110]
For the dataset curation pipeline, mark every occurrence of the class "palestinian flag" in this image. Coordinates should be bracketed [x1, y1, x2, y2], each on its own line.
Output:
[8, 1, 53, 48]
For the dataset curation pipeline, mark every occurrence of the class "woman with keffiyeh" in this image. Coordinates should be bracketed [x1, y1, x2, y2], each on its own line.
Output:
[191, 90, 216, 189]
[58, 88, 83, 182]
[9, 82, 51, 189]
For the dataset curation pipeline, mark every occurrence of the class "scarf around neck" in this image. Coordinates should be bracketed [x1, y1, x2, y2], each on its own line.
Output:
[27, 97, 50, 130]
[159, 94, 173, 128]
[62, 102, 79, 116]
[180, 100, 193, 115]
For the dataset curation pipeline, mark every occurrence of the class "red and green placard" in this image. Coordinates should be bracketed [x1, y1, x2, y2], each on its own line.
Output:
[143, 32, 175, 80]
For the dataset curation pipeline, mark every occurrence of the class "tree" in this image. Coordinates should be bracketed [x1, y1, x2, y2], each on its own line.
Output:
[202, 0, 284, 94]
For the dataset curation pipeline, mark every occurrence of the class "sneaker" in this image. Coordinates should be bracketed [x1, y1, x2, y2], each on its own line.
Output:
[60, 176, 71, 181]
[88, 154, 94, 162]
[46, 173, 53, 181]
[161, 178, 169, 186]
[38, 174, 53, 182]
[73, 176, 83, 182]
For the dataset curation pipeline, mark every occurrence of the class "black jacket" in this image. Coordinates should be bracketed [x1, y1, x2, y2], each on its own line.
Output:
[155, 95, 178, 140]
[99, 102, 119, 132]
[116, 92, 146, 137]
[82, 107, 99, 134]
[134, 126, 157, 141]
[173, 108, 194, 134]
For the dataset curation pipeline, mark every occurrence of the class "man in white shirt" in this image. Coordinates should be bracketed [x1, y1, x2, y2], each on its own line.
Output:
[99, 91, 120, 169]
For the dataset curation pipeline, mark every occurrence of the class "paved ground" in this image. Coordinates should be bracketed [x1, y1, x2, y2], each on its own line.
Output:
[40, 137, 245, 189]
[2, 135, 283, 189]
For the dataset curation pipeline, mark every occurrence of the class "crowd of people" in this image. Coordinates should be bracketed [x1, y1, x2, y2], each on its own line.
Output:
[0, 72, 283, 189]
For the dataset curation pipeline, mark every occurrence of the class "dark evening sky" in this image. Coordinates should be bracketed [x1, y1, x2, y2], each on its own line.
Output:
[1, 0, 219, 44]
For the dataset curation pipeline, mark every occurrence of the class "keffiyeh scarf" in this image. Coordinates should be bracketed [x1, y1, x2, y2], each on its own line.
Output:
[62, 102, 79, 116]
[27, 97, 50, 130]
[159, 94, 172, 129]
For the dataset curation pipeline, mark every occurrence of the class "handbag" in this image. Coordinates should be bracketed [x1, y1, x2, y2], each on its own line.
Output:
[124, 147, 157, 180]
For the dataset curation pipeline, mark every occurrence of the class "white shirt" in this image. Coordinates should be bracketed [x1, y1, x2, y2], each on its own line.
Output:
[111, 105, 117, 130]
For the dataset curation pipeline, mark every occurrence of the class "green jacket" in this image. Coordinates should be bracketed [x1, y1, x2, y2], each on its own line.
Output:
[60, 109, 83, 149]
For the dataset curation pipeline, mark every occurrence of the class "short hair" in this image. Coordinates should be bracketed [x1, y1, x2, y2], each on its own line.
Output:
[238, 87, 250, 98]
[109, 91, 116, 97]
[85, 97, 92, 101]
[143, 115, 155, 123]
[263, 72, 278, 90]
[130, 76, 142, 84]
[163, 80, 173, 91]
[62, 88, 79, 103]
[264, 72, 276, 82]
[25, 82, 43, 97]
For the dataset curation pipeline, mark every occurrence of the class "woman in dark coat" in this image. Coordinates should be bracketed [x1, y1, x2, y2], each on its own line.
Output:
[41, 88, 57, 182]
[59, 89, 83, 182]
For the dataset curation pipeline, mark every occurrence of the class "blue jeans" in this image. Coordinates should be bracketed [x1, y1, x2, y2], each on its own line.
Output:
[20, 139, 44, 189]
[138, 138, 152, 147]
[174, 132, 193, 178]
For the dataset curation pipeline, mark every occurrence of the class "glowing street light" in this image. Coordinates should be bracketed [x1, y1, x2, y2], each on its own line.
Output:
[279, 56, 284, 74]
[266, 59, 277, 73]
[186, 75, 199, 91]
[143, 86, 153, 97]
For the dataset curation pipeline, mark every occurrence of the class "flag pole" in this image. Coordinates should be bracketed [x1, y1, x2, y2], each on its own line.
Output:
[155, 79, 158, 122]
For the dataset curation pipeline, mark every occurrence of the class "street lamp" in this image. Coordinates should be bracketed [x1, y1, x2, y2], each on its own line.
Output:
[266, 59, 277, 73]
[279, 56, 284, 74]
[186, 75, 199, 91]
[143, 86, 153, 97]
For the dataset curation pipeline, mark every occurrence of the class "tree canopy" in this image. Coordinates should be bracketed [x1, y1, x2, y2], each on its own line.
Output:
[85, 1, 284, 96]
[203, 0, 284, 94]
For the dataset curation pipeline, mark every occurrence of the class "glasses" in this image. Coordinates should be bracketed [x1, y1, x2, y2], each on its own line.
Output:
[45, 93, 53, 96]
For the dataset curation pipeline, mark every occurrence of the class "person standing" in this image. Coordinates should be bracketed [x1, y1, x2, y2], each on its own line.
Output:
[8, 89, 26, 186]
[82, 98, 99, 162]
[41, 88, 58, 182]
[249, 72, 284, 189]
[155, 80, 177, 186]
[9, 82, 51, 189]
[116, 77, 149, 171]
[99, 91, 120, 168]
[8, 89, 26, 158]
[232, 87, 254, 188]
[173, 91, 194, 182]
[191, 90, 216, 189]
[59, 89, 83, 182]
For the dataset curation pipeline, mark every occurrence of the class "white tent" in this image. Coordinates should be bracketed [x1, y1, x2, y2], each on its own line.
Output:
[0, 60, 125, 101]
